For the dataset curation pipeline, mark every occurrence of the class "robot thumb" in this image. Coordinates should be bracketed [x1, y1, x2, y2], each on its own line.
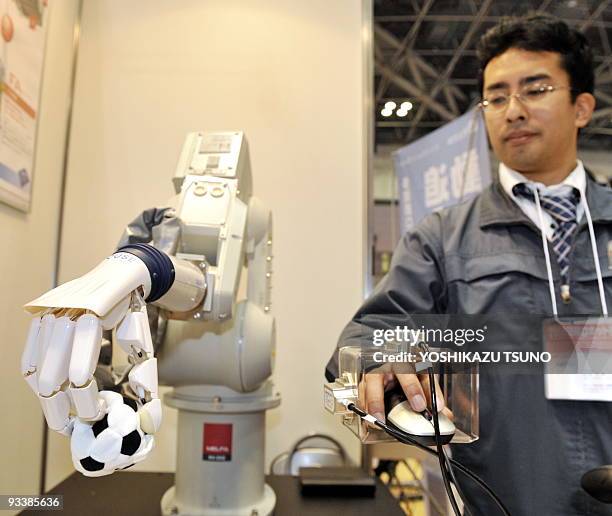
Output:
[138, 398, 162, 434]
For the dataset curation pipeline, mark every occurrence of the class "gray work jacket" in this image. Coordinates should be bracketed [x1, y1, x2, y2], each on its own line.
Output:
[325, 176, 612, 516]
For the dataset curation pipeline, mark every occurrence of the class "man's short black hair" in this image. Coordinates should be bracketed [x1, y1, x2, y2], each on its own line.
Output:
[476, 14, 594, 102]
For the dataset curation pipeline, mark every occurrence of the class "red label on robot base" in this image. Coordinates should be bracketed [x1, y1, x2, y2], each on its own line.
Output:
[203, 423, 232, 461]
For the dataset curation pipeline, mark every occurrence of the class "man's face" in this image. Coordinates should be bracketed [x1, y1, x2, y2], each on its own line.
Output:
[482, 48, 590, 175]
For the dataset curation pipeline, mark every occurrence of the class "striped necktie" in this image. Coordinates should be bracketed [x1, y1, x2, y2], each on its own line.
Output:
[512, 183, 580, 291]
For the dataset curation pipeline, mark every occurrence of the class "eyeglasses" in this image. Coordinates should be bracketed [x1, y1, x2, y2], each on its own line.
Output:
[479, 83, 573, 114]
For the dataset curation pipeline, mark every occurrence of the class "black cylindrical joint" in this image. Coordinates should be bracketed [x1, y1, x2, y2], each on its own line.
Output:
[115, 243, 175, 303]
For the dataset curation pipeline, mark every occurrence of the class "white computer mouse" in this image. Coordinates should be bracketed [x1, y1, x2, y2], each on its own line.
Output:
[387, 400, 456, 446]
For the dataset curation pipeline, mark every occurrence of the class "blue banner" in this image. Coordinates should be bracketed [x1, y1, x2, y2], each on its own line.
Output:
[393, 109, 491, 234]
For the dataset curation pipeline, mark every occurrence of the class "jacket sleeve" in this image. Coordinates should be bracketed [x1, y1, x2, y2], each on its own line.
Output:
[324, 213, 447, 381]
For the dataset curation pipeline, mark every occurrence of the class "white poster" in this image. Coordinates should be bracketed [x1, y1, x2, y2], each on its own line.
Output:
[0, 0, 49, 212]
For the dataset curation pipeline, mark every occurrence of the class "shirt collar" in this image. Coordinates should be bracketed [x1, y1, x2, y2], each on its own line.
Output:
[480, 172, 612, 229]
[499, 160, 587, 201]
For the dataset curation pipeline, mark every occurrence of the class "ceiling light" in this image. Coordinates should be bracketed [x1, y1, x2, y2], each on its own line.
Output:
[381, 108, 393, 117]
[384, 101, 397, 110]
[396, 109, 408, 117]
[400, 101, 413, 111]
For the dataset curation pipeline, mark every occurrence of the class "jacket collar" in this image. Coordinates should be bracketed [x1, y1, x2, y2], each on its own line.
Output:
[479, 173, 612, 229]
[583, 175, 612, 223]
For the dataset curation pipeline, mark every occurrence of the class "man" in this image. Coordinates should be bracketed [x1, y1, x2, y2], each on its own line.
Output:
[326, 15, 612, 516]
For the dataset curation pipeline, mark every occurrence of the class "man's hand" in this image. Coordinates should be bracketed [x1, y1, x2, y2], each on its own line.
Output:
[364, 371, 447, 423]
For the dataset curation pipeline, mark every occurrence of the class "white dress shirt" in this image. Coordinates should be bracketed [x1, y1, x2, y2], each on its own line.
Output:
[498, 160, 586, 241]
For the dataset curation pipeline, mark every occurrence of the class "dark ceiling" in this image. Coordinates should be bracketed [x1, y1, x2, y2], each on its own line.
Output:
[374, 0, 612, 150]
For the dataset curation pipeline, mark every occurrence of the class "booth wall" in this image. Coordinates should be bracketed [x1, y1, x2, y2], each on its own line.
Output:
[47, 0, 368, 488]
[0, 0, 81, 510]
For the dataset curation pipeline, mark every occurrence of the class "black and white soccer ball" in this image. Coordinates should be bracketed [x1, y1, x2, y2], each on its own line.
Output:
[70, 391, 154, 477]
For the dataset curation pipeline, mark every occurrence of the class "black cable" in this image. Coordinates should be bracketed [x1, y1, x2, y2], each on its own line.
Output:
[428, 369, 462, 516]
[443, 446, 472, 515]
[387, 423, 511, 516]
[420, 342, 472, 515]
[427, 369, 473, 516]
[346, 402, 512, 516]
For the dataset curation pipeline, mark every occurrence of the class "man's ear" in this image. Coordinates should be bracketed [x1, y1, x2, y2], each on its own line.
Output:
[575, 92, 596, 128]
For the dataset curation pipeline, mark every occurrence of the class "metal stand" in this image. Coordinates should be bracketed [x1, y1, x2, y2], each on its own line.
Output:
[161, 382, 280, 516]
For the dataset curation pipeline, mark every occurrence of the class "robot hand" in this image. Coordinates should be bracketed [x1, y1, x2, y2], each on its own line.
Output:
[21, 249, 165, 476]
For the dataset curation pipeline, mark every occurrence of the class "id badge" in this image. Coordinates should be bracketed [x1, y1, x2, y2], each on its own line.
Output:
[543, 317, 612, 401]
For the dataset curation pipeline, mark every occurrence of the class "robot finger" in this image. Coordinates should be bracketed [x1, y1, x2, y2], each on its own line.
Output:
[38, 316, 75, 397]
[68, 314, 105, 420]
[37, 314, 57, 374]
[119, 307, 161, 432]
[39, 392, 74, 436]
[128, 358, 158, 401]
[37, 315, 76, 433]
[116, 309, 154, 357]
[21, 317, 42, 393]
[138, 398, 162, 434]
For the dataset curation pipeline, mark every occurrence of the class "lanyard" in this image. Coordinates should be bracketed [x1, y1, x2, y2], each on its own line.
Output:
[531, 185, 608, 317]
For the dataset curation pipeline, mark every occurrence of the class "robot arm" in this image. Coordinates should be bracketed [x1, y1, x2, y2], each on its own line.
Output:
[21, 131, 265, 477]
